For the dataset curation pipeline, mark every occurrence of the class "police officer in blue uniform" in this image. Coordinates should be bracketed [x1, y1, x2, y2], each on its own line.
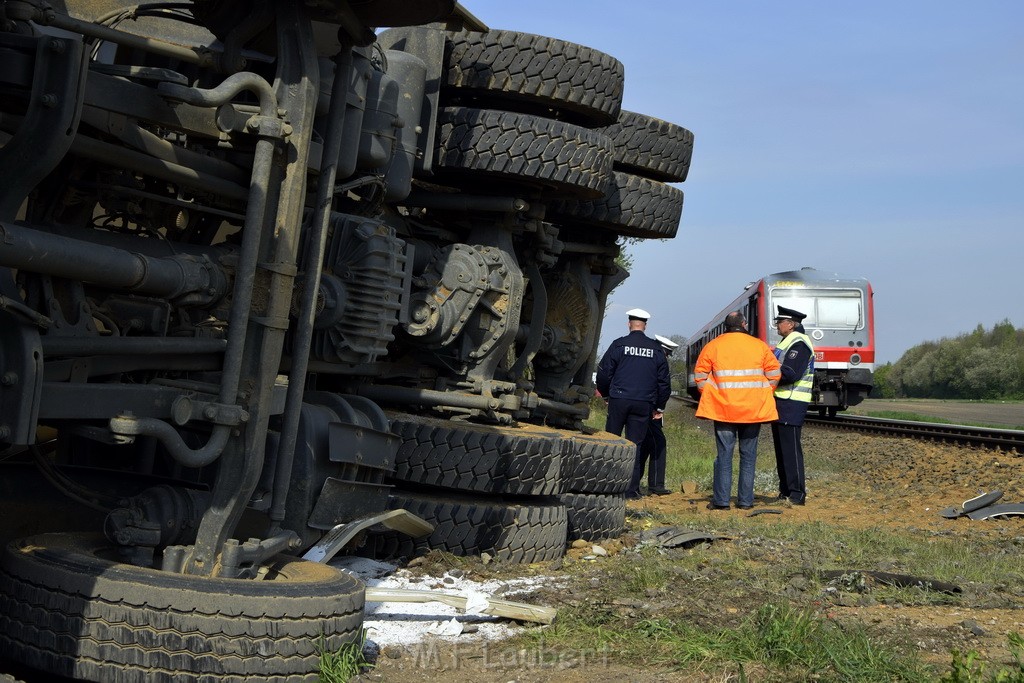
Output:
[596, 308, 671, 499]
[771, 305, 815, 505]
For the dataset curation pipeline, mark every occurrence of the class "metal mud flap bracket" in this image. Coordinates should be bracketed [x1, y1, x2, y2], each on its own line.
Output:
[305, 393, 400, 529]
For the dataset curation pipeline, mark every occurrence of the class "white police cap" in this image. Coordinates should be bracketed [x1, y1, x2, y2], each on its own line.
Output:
[626, 308, 650, 321]
[654, 334, 679, 350]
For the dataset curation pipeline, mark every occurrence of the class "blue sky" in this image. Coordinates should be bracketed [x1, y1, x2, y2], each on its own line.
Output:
[470, 1, 1024, 363]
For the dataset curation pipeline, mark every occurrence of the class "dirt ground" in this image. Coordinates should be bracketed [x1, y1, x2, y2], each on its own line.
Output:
[363, 410, 1024, 682]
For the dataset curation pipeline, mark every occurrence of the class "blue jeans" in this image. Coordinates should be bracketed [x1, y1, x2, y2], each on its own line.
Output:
[712, 422, 761, 507]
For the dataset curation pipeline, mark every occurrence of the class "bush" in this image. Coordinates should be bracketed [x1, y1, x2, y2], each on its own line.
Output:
[886, 320, 1024, 399]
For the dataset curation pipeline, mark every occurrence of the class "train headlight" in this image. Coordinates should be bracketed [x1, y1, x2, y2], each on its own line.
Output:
[850, 354, 861, 365]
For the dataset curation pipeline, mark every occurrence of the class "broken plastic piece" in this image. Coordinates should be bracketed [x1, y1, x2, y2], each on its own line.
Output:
[962, 490, 1003, 513]
[303, 510, 433, 563]
[965, 503, 1024, 521]
[937, 490, 1004, 519]
[638, 526, 730, 548]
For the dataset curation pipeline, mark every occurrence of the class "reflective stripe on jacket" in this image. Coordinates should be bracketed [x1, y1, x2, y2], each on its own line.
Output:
[773, 331, 814, 402]
[694, 331, 781, 423]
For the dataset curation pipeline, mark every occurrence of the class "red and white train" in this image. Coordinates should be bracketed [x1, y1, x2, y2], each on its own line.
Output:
[685, 267, 875, 416]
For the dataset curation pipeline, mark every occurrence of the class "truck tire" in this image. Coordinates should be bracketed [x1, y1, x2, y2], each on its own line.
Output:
[435, 107, 613, 199]
[388, 413, 565, 496]
[561, 493, 626, 542]
[602, 110, 695, 182]
[0, 533, 363, 683]
[549, 171, 683, 239]
[366, 491, 567, 564]
[443, 30, 624, 126]
[562, 431, 635, 494]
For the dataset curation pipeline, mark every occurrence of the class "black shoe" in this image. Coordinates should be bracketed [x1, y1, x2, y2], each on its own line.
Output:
[737, 504, 753, 510]
[706, 503, 730, 510]
[625, 491, 642, 500]
[789, 498, 805, 506]
[649, 487, 672, 496]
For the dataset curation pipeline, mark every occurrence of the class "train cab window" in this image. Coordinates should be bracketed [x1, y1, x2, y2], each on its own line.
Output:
[771, 288, 864, 337]
[816, 295, 862, 329]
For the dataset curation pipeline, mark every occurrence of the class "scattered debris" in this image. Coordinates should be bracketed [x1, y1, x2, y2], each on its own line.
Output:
[819, 569, 961, 594]
[965, 503, 1024, 520]
[963, 490, 1004, 513]
[331, 557, 562, 646]
[637, 526, 730, 549]
[747, 509, 783, 517]
[825, 571, 869, 593]
[938, 490, 1004, 519]
[962, 619, 986, 637]
[565, 538, 625, 561]
[302, 510, 433, 563]
[425, 618, 462, 636]
[364, 586, 556, 625]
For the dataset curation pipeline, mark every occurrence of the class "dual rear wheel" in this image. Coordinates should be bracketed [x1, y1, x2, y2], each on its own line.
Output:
[363, 415, 635, 561]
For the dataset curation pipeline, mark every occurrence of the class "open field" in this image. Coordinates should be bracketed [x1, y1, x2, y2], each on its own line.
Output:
[363, 401, 1024, 682]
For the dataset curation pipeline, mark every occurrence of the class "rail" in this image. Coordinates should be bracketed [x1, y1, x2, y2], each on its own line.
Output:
[804, 413, 1024, 452]
[672, 395, 1024, 452]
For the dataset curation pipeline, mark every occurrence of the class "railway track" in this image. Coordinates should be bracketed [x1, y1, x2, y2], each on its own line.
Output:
[805, 413, 1024, 452]
[672, 395, 1024, 453]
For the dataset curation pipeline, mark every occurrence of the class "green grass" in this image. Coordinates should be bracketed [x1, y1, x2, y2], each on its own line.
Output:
[519, 596, 930, 681]
[317, 632, 370, 682]
[654, 510, 1021, 596]
[512, 519, 1024, 678]
[941, 633, 1024, 682]
[560, 398, 1024, 680]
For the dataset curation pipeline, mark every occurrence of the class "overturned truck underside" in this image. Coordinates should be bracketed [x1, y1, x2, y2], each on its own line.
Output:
[0, 0, 693, 679]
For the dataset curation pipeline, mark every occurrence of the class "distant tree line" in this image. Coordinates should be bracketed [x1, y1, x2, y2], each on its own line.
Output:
[873, 320, 1024, 400]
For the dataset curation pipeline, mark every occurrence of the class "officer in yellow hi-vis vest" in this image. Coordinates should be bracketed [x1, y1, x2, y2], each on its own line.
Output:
[771, 306, 814, 505]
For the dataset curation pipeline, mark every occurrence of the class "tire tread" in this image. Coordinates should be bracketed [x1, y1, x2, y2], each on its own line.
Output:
[444, 30, 624, 126]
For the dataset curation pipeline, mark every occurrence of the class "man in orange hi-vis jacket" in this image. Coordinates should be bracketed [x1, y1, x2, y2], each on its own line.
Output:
[694, 311, 781, 510]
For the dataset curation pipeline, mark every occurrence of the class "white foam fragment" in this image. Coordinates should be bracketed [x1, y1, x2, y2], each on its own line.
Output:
[425, 618, 463, 636]
[328, 556, 563, 646]
[463, 591, 489, 615]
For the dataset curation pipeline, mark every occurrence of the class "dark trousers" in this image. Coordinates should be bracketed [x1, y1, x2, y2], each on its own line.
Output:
[631, 417, 666, 493]
[771, 422, 805, 503]
[606, 398, 653, 495]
